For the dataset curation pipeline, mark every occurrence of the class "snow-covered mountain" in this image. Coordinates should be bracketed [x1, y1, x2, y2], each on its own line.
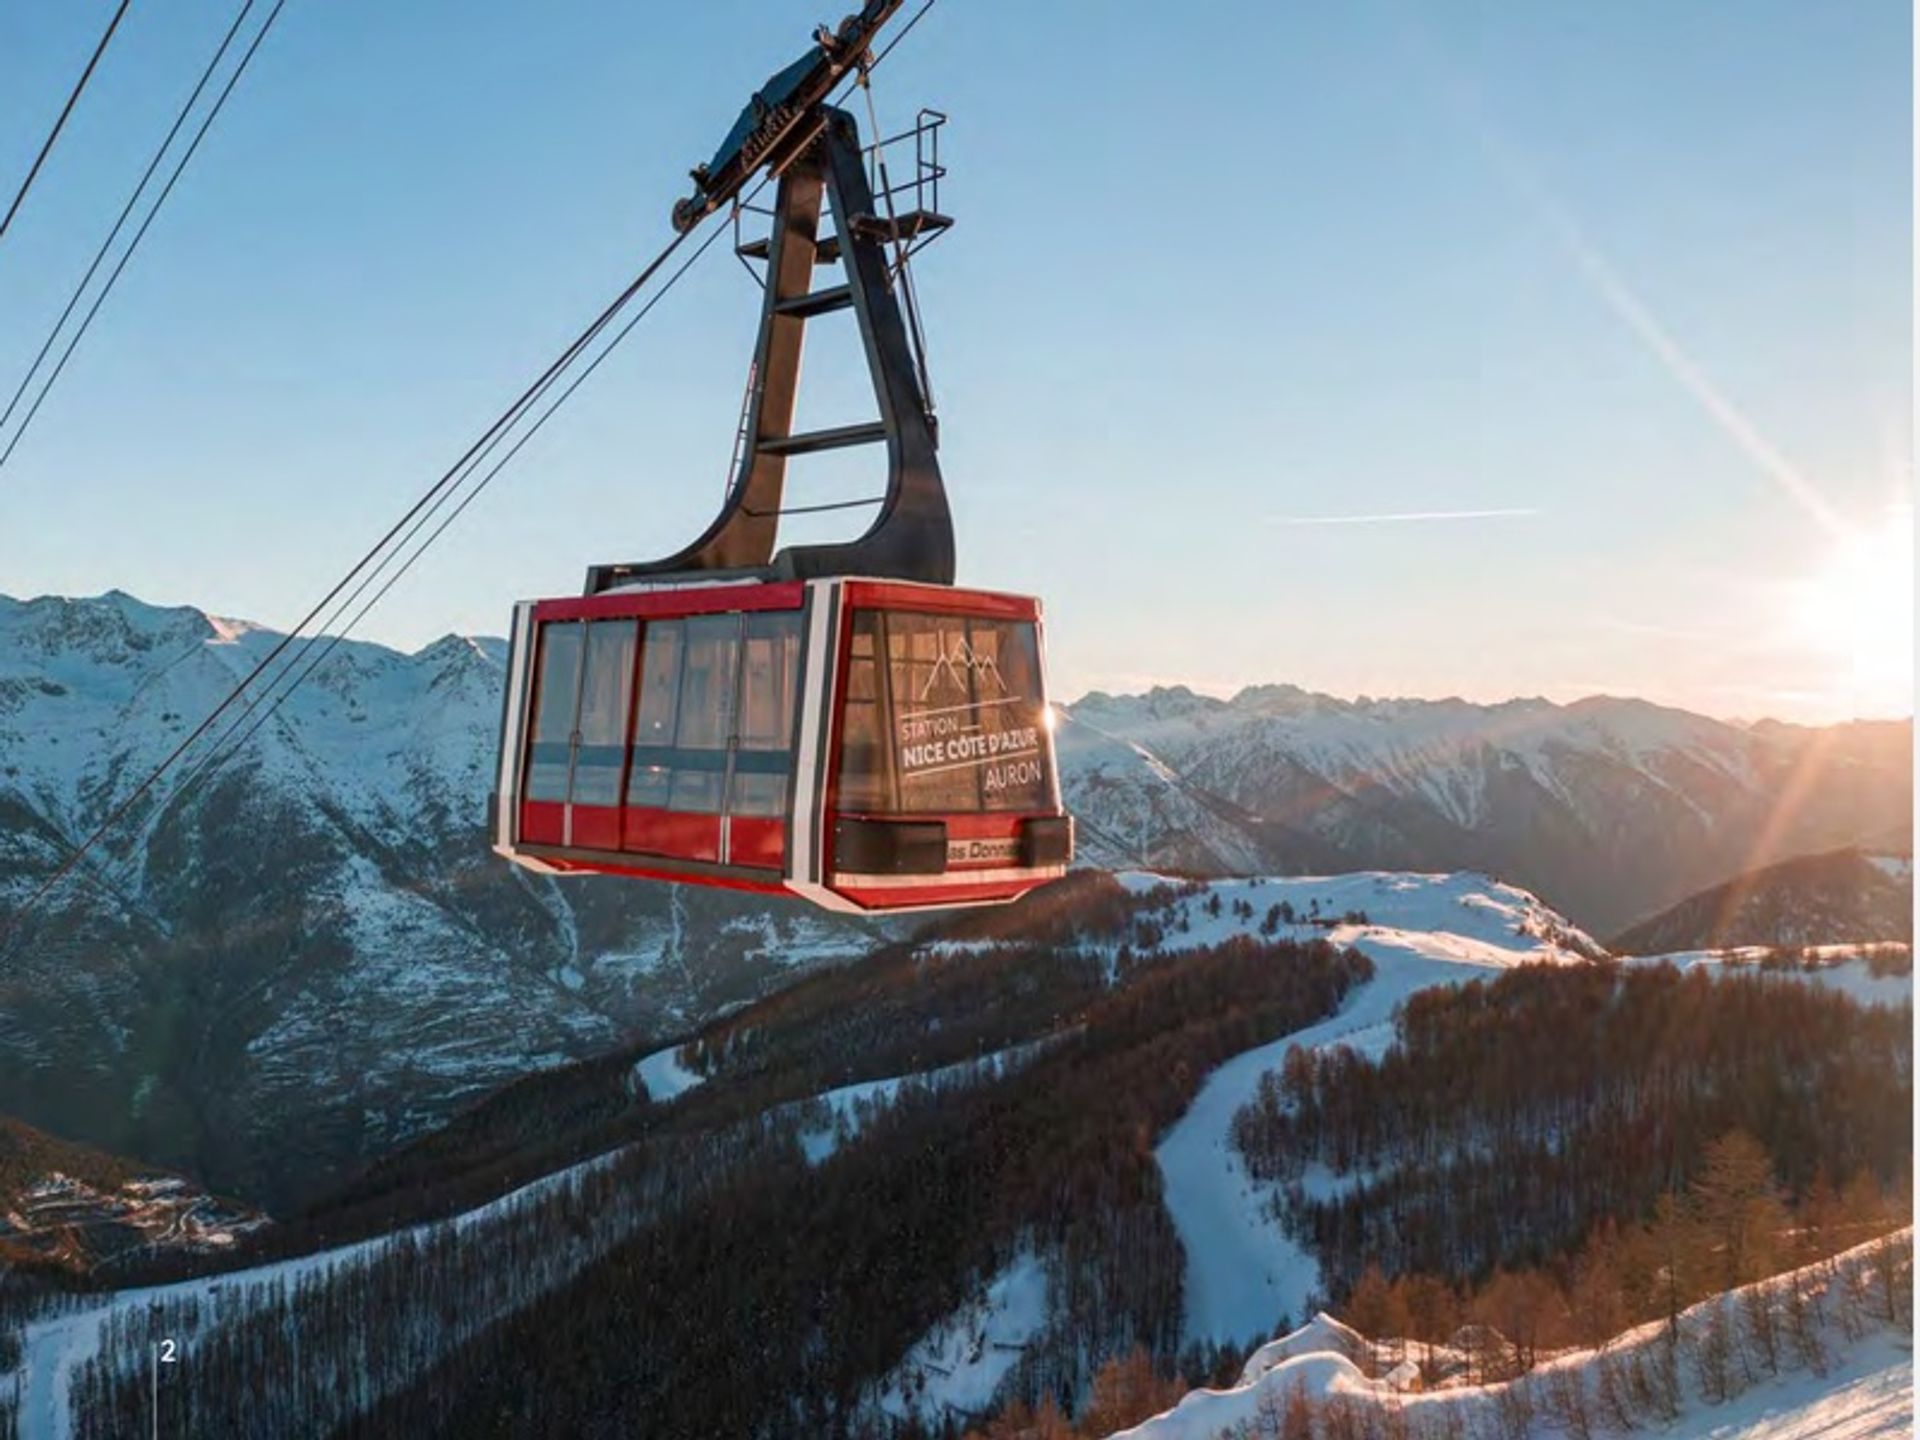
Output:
[1060, 684, 1911, 933]
[0, 591, 1909, 1212]
[1138, 872, 1600, 1349]
[0, 591, 878, 1210]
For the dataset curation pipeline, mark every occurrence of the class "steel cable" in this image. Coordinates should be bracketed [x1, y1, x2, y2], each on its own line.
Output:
[0, 0, 134, 244]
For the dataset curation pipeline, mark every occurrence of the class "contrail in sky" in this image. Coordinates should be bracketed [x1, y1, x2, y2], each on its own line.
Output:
[1271, 507, 1540, 526]
[1391, 16, 1848, 539]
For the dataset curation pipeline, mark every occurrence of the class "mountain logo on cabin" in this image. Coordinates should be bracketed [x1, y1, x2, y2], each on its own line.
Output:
[919, 639, 1006, 702]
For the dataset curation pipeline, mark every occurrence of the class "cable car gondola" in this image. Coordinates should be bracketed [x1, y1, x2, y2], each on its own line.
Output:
[489, 5, 1071, 912]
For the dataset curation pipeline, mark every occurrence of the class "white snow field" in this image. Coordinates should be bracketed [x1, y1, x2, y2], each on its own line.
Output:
[877, 1251, 1052, 1426]
[1140, 870, 1601, 1348]
[1644, 944, 1913, 1011]
[632, 1040, 708, 1102]
[1108, 1233, 1914, 1439]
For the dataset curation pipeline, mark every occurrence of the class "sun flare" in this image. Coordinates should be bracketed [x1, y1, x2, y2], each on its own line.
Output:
[1785, 518, 1915, 708]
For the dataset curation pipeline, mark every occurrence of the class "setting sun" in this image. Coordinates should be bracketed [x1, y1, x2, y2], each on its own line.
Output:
[1785, 518, 1915, 711]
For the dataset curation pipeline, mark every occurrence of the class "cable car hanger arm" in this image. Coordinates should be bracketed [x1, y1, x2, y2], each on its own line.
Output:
[671, 0, 905, 235]
[589, 4, 952, 594]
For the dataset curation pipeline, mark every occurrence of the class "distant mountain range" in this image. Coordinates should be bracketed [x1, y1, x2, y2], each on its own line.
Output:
[1059, 684, 1910, 933]
[0, 591, 1909, 1210]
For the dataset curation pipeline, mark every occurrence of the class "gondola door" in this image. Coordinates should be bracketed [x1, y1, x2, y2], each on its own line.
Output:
[626, 614, 733, 864]
[521, 616, 638, 853]
[623, 609, 803, 872]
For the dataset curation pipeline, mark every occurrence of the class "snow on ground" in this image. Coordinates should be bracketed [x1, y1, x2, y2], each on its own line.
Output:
[1110, 1233, 1913, 1440]
[1640, 945, 1912, 1011]
[1866, 854, 1912, 883]
[792, 1036, 1059, 1164]
[877, 1251, 1051, 1427]
[1676, 1336, 1910, 1440]
[1235, 1311, 1368, 1385]
[1143, 871, 1596, 1347]
[1112, 869, 1600, 958]
[633, 1042, 707, 1103]
[13, 1144, 625, 1440]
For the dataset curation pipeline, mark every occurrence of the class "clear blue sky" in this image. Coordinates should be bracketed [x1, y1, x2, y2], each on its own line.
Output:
[1, 0, 1911, 721]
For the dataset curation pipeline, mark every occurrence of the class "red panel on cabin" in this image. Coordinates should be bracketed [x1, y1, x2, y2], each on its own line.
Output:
[622, 805, 722, 864]
[729, 817, 786, 871]
[521, 799, 566, 846]
[532, 582, 805, 625]
[833, 877, 1043, 911]
[570, 804, 623, 853]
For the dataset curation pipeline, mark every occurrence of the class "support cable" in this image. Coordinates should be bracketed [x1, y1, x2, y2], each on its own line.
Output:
[177, 219, 732, 803]
[0, 0, 288, 474]
[0, 0, 133, 244]
[0, 223, 701, 948]
[0, 1, 258, 439]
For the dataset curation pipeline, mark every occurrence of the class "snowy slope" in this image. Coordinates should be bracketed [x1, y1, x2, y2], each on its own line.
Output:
[866, 871, 1608, 1423]
[877, 1251, 1052, 1426]
[1108, 1233, 1914, 1440]
[1640, 945, 1913, 1010]
[632, 1042, 707, 1103]
[1140, 871, 1600, 1347]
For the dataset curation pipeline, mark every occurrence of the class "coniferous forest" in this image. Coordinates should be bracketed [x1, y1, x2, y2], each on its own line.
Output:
[1232, 963, 1912, 1292]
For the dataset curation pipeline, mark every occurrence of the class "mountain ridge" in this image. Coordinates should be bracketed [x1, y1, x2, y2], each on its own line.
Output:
[1610, 846, 1914, 954]
[1059, 680, 1910, 931]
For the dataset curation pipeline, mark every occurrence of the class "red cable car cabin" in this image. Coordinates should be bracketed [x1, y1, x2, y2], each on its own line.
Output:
[491, 577, 1070, 912]
[489, 42, 1072, 910]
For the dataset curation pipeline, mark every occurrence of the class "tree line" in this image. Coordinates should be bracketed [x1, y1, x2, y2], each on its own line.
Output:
[1231, 963, 1910, 1294]
[1337, 1129, 1910, 1381]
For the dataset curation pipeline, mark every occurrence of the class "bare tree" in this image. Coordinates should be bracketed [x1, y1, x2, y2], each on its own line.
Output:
[1783, 1268, 1829, 1378]
[1739, 1282, 1780, 1377]
[1590, 1350, 1639, 1432]
[1687, 1299, 1737, 1404]
[1868, 1232, 1912, 1325]
[1537, 1368, 1593, 1440]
